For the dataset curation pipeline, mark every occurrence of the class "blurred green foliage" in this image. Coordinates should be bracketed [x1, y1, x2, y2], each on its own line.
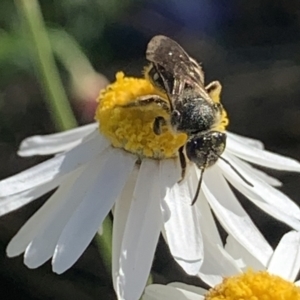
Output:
[0, 0, 134, 85]
[0, 0, 137, 148]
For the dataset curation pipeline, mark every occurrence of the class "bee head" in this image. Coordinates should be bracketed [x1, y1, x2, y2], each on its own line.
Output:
[185, 131, 226, 168]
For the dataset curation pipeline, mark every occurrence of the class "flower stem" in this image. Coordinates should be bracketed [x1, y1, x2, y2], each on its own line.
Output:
[94, 216, 113, 273]
[15, 0, 113, 277]
[15, 0, 77, 131]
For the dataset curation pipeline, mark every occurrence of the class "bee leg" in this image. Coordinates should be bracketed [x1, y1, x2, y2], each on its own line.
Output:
[120, 95, 170, 136]
[120, 95, 170, 114]
[153, 116, 166, 135]
[178, 146, 186, 183]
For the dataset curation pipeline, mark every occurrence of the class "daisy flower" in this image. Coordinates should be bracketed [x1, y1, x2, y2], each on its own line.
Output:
[143, 231, 300, 300]
[1, 72, 300, 300]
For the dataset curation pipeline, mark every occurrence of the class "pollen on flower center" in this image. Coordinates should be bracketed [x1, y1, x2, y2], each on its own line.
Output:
[95, 72, 187, 159]
[95, 71, 228, 159]
[205, 270, 300, 300]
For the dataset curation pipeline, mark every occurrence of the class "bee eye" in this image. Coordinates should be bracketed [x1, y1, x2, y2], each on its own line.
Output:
[185, 131, 226, 169]
[211, 131, 226, 147]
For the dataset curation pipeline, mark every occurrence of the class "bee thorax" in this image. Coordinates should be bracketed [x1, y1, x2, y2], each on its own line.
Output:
[171, 96, 216, 134]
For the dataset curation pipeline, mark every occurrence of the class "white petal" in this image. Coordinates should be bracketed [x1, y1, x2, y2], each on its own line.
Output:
[116, 159, 162, 300]
[202, 166, 273, 266]
[112, 167, 138, 293]
[162, 161, 203, 275]
[143, 284, 203, 300]
[220, 154, 300, 229]
[225, 235, 265, 270]
[0, 173, 66, 217]
[226, 132, 264, 149]
[52, 148, 136, 274]
[18, 123, 98, 156]
[0, 133, 109, 197]
[159, 158, 181, 221]
[169, 282, 207, 296]
[226, 135, 300, 172]
[198, 234, 241, 287]
[198, 209, 240, 287]
[23, 156, 103, 268]
[195, 180, 223, 246]
[230, 156, 282, 187]
[251, 201, 300, 231]
[6, 170, 80, 258]
[268, 231, 300, 282]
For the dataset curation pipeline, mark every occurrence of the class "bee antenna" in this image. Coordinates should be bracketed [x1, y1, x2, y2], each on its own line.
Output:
[191, 167, 205, 205]
[218, 155, 254, 187]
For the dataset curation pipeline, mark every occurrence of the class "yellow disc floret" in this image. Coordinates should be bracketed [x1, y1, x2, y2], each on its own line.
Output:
[95, 71, 229, 159]
[205, 270, 300, 300]
[96, 72, 187, 159]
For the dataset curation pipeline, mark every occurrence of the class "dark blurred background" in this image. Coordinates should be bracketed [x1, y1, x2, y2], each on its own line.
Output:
[0, 0, 300, 299]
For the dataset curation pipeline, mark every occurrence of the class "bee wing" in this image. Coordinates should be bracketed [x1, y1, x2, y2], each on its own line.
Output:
[146, 35, 205, 90]
[146, 35, 213, 105]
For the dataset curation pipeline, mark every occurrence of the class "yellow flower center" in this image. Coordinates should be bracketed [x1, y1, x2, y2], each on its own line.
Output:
[205, 270, 300, 300]
[95, 71, 228, 159]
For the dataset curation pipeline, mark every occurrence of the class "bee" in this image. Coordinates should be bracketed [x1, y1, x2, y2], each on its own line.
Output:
[145, 35, 251, 204]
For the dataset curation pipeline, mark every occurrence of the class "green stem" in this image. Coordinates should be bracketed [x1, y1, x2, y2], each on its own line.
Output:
[15, 0, 77, 131]
[94, 216, 113, 273]
[15, 0, 113, 276]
